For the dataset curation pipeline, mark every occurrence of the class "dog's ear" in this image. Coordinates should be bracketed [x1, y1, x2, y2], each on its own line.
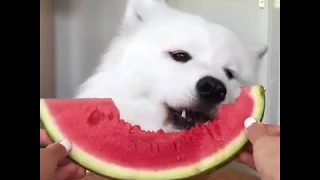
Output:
[239, 43, 268, 84]
[121, 0, 168, 32]
[250, 43, 268, 60]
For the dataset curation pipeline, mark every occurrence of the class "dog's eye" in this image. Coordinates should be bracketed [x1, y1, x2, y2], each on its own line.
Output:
[169, 50, 192, 63]
[224, 68, 235, 79]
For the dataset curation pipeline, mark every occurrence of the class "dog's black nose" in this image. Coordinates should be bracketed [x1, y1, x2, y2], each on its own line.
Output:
[196, 76, 227, 102]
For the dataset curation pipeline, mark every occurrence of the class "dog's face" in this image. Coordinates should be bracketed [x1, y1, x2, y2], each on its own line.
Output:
[118, 0, 268, 130]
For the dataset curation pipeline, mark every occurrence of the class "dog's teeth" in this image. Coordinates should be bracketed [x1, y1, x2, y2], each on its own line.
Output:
[181, 110, 186, 118]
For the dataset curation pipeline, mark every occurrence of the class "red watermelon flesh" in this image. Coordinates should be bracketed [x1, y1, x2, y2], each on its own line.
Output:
[40, 85, 265, 180]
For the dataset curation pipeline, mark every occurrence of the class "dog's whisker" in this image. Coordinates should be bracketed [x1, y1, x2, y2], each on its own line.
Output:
[269, 79, 274, 85]
[264, 79, 275, 91]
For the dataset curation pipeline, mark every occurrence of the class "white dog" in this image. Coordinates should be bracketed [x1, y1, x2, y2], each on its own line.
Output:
[75, 0, 268, 133]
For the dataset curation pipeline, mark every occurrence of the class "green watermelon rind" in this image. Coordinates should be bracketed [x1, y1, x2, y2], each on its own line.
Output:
[40, 85, 265, 180]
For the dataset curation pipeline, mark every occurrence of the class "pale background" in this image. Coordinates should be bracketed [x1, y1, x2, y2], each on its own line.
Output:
[40, 0, 280, 176]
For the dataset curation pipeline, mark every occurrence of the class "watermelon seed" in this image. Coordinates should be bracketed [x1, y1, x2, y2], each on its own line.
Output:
[87, 108, 105, 126]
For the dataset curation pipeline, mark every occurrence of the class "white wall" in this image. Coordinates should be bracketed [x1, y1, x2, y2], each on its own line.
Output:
[267, 2, 280, 125]
[54, 0, 127, 98]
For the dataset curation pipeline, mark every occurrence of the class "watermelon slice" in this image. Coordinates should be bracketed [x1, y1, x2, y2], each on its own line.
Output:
[40, 85, 265, 180]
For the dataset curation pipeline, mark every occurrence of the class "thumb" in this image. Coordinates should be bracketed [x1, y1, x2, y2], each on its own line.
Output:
[244, 117, 268, 144]
[45, 139, 72, 161]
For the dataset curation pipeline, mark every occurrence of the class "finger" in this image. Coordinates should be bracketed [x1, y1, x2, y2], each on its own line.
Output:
[58, 158, 73, 166]
[265, 124, 280, 135]
[55, 163, 78, 180]
[56, 164, 87, 180]
[74, 166, 87, 179]
[237, 153, 256, 170]
[46, 139, 72, 161]
[40, 129, 52, 145]
[244, 117, 268, 144]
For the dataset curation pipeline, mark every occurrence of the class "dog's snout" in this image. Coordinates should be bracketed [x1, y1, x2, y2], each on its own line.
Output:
[196, 76, 227, 102]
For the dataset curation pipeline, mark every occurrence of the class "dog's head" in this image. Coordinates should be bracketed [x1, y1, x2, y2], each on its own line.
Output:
[117, 0, 268, 130]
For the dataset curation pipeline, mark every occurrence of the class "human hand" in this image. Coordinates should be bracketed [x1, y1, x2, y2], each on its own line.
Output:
[236, 121, 280, 170]
[40, 129, 86, 180]
[237, 118, 280, 180]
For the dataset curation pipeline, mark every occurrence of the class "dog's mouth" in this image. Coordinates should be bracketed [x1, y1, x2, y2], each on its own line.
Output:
[167, 107, 216, 130]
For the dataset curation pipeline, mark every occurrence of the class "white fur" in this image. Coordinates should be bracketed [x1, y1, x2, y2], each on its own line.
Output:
[75, 0, 268, 132]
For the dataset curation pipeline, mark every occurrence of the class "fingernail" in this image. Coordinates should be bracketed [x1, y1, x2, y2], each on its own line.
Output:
[59, 139, 72, 152]
[244, 117, 256, 128]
